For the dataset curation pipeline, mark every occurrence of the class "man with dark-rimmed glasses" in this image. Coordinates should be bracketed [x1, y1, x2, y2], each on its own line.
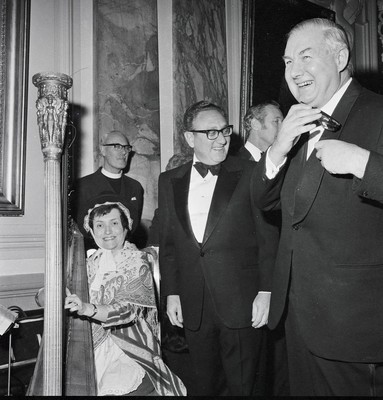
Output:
[73, 130, 143, 250]
[158, 100, 279, 395]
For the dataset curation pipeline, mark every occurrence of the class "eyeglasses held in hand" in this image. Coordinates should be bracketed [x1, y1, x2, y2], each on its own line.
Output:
[313, 110, 341, 132]
[189, 125, 233, 140]
[102, 143, 132, 152]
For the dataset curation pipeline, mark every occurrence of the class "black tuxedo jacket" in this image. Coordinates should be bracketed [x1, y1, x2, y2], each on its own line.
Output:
[253, 80, 383, 363]
[236, 145, 255, 161]
[158, 156, 278, 330]
[235, 144, 282, 235]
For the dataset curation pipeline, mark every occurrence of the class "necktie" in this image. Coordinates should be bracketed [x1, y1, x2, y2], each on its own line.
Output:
[194, 162, 221, 178]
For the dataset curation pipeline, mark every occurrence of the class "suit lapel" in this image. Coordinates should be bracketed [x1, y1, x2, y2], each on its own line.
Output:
[292, 143, 326, 224]
[292, 80, 361, 224]
[172, 164, 197, 242]
[283, 134, 308, 218]
[202, 162, 242, 245]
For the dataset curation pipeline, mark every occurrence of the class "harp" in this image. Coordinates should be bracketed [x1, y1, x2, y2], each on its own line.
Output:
[27, 73, 96, 395]
[27, 222, 97, 396]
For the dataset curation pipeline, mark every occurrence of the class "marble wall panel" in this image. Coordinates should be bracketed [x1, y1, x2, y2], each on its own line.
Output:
[95, 0, 159, 228]
[173, 0, 228, 156]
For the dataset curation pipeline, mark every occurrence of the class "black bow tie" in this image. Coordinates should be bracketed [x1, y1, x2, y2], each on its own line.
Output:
[194, 162, 221, 178]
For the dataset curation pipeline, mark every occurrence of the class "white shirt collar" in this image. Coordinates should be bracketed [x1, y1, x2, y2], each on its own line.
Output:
[306, 78, 353, 160]
[321, 77, 352, 115]
[244, 141, 263, 162]
[101, 167, 122, 179]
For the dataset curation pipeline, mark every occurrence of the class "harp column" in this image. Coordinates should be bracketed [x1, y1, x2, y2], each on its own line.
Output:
[32, 72, 73, 396]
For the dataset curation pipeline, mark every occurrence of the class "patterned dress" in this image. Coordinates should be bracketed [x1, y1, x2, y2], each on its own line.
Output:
[87, 242, 186, 396]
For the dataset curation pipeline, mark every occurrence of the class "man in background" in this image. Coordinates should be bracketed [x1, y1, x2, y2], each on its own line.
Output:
[238, 101, 289, 396]
[237, 100, 283, 161]
[73, 130, 143, 250]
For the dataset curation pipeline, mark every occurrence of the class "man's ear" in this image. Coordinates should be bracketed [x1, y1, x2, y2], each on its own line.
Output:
[184, 131, 195, 148]
[337, 47, 350, 72]
[250, 118, 262, 131]
[99, 144, 106, 157]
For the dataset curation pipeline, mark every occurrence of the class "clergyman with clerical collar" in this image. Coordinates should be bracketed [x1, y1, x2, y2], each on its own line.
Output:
[73, 130, 143, 250]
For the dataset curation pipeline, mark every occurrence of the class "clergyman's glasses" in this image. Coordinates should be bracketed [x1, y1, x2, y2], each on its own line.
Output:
[102, 143, 132, 152]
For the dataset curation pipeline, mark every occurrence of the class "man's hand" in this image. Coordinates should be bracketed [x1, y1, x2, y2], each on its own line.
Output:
[167, 295, 184, 328]
[269, 104, 321, 166]
[251, 292, 271, 328]
[315, 140, 370, 178]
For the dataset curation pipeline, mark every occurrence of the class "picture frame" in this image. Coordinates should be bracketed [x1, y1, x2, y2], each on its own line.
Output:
[239, 0, 334, 138]
[0, 0, 30, 216]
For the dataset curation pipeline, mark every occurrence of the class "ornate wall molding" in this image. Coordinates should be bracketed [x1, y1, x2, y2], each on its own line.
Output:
[0, 0, 30, 215]
[158, 0, 174, 172]
[0, 273, 44, 310]
[377, 0, 383, 69]
[0, 233, 44, 259]
[225, 0, 242, 135]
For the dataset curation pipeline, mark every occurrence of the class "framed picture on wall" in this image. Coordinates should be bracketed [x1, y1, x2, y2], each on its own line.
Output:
[0, 0, 30, 216]
[239, 0, 334, 137]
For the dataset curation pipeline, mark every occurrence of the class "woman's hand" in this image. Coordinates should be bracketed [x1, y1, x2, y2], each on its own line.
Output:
[64, 287, 89, 316]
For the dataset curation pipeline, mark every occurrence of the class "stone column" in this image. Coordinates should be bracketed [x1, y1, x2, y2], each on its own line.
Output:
[32, 72, 73, 396]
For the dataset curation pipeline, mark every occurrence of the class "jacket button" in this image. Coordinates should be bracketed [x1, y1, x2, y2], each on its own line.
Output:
[200, 251, 205, 257]
[293, 224, 301, 231]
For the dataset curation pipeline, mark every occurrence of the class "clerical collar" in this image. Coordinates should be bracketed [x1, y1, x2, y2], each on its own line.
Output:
[101, 168, 122, 179]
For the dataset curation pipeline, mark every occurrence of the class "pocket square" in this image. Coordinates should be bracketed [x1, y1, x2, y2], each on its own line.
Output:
[131, 197, 137, 201]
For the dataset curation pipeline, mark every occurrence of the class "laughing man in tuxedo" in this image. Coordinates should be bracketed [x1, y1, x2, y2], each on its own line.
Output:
[158, 100, 279, 396]
[253, 18, 383, 396]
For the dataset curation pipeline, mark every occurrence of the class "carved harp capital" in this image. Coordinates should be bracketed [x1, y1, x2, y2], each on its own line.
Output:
[32, 72, 73, 161]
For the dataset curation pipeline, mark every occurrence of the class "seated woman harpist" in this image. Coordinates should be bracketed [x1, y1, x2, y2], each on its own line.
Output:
[64, 199, 186, 396]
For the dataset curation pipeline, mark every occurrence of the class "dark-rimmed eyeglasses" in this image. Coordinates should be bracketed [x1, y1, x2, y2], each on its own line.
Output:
[102, 143, 132, 152]
[189, 125, 233, 140]
[313, 111, 341, 132]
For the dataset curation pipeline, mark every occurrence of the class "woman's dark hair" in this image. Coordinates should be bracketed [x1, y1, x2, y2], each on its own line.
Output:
[88, 203, 130, 232]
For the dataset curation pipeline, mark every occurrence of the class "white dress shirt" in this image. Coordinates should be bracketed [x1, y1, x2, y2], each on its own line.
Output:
[244, 141, 263, 162]
[188, 155, 219, 243]
[266, 78, 353, 176]
[306, 78, 352, 159]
